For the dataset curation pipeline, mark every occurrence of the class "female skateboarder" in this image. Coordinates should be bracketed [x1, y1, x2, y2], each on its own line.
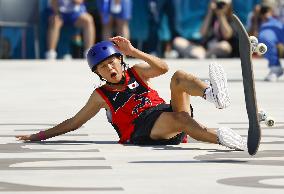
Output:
[16, 36, 246, 150]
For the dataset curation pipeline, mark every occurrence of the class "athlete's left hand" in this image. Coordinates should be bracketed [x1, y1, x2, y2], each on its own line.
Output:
[109, 36, 136, 56]
[15, 134, 37, 141]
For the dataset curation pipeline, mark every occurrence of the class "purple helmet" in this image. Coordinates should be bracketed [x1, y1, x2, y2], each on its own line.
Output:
[87, 41, 122, 72]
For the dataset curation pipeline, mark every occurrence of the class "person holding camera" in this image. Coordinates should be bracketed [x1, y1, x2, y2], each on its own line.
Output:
[248, 0, 284, 82]
[200, 0, 238, 58]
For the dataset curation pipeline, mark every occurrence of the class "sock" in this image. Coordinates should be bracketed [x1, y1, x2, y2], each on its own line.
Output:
[203, 86, 214, 103]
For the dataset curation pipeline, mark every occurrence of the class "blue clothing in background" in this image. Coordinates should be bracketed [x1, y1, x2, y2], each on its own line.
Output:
[232, 0, 260, 24]
[259, 17, 284, 67]
[173, 0, 210, 40]
[0, 0, 263, 59]
[47, 0, 87, 25]
[96, 0, 132, 24]
[129, 0, 149, 41]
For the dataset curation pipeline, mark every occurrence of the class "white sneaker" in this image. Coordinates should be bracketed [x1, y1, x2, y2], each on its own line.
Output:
[63, 54, 72, 60]
[45, 50, 57, 60]
[164, 50, 179, 59]
[207, 62, 230, 109]
[264, 66, 283, 82]
[217, 127, 247, 151]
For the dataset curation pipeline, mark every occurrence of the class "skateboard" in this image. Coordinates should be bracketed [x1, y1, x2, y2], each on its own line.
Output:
[248, 37, 275, 127]
[231, 14, 272, 155]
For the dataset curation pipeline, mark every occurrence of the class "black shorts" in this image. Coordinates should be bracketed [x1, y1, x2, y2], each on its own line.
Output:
[130, 103, 193, 145]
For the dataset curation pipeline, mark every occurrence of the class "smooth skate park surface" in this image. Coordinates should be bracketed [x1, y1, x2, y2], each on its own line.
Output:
[0, 59, 283, 194]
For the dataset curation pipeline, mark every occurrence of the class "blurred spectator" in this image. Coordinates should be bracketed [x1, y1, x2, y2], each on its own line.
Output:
[142, 0, 178, 58]
[46, 0, 95, 59]
[152, 0, 179, 58]
[232, 0, 259, 25]
[85, 0, 103, 42]
[96, 0, 132, 40]
[173, 36, 206, 59]
[128, 0, 149, 52]
[200, 0, 239, 58]
[170, 0, 210, 59]
[248, 0, 284, 81]
[273, 0, 284, 23]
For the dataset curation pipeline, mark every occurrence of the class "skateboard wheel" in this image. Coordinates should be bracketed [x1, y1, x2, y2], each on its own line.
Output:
[249, 36, 258, 52]
[256, 43, 267, 55]
[249, 36, 258, 44]
[265, 117, 275, 127]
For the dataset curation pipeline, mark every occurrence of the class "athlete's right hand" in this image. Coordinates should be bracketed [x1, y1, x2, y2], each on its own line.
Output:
[109, 36, 135, 57]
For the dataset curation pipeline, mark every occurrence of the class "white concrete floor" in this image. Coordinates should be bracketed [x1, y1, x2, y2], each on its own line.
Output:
[0, 59, 284, 194]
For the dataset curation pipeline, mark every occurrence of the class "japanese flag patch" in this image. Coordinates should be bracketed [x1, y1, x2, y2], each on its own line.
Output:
[128, 81, 139, 90]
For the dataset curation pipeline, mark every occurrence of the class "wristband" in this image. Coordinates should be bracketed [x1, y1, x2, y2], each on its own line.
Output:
[37, 131, 46, 141]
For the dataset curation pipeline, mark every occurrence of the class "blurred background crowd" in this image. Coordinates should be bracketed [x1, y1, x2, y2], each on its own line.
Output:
[0, 0, 283, 81]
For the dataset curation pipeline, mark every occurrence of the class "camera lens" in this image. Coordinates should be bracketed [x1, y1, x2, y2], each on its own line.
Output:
[216, 2, 226, 9]
[260, 6, 270, 15]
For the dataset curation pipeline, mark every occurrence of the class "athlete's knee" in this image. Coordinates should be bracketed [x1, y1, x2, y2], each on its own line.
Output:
[171, 70, 186, 85]
[171, 70, 196, 88]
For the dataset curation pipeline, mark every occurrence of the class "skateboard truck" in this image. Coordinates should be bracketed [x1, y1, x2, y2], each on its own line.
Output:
[249, 36, 267, 55]
[258, 110, 275, 127]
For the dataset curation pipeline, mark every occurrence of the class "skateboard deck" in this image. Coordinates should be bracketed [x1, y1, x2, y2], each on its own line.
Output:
[231, 14, 261, 155]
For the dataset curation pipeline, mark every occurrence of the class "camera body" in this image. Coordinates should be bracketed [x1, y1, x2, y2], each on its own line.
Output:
[216, 1, 226, 9]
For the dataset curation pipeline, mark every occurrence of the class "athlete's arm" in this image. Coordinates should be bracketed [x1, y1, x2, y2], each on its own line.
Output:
[110, 36, 169, 79]
[16, 91, 105, 141]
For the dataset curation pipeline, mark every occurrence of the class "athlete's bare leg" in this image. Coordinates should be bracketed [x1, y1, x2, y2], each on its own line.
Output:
[150, 70, 217, 143]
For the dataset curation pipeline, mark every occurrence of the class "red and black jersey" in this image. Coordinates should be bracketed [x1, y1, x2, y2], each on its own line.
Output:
[96, 67, 165, 143]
